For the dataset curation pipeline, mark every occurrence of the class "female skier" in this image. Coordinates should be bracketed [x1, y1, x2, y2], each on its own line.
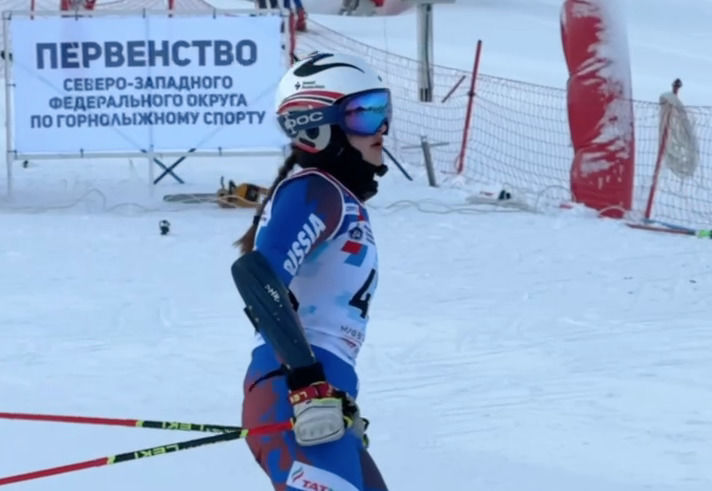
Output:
[231, 52, 391, 491]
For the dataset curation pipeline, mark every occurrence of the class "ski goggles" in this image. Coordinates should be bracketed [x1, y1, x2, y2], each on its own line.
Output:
[278, 89, 392, 137]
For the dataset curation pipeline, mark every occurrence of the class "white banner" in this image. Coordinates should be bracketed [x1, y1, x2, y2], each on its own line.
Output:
[9, 13, 287, 154]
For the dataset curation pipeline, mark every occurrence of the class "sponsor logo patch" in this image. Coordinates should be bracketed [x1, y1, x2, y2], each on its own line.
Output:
[287, 461, 359, 491]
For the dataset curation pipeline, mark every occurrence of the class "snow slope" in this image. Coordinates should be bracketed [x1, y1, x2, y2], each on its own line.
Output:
[1, 1, 711, 490]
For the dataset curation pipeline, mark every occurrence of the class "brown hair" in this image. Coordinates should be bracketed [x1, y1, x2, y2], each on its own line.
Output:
[235, 150, 300, 254]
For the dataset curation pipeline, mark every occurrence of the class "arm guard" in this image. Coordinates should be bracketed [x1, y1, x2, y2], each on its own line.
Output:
[231, 250, 316, 369]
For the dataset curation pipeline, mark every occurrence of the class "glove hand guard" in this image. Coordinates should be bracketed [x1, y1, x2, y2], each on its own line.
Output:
[289, 381, 346, 446]
[287, 362, 360, 447]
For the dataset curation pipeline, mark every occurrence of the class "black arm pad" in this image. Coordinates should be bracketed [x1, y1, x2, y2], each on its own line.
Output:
[231, 250, 316, 369]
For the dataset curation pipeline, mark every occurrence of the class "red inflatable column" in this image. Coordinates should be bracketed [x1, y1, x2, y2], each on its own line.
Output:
[561, 0, 634, 217]
[60, 0, 96, 10]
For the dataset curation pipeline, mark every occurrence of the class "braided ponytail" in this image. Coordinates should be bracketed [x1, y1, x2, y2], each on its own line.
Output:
[235, 150, 299, 254]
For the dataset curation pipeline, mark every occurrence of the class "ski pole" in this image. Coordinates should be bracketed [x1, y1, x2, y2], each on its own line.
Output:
[0, 419, 293, 486]
[0, 411, 240, 433]
[383, 146, 413, 181]
[643, 218, 712, 238]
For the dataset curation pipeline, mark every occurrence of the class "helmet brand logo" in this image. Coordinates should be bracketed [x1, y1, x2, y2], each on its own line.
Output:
[293, 54, 364, 77]
[282, 111, 324, 135]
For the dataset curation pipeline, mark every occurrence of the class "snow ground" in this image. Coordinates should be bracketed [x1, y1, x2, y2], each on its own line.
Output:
[1, 1, 711, 490]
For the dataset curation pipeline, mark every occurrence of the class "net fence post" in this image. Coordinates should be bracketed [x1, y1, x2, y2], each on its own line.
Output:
[404, 0, 454, 102]
[416, 2, 432, 102]
[3, 11, 13, 198]
[403, 136, 448, 187]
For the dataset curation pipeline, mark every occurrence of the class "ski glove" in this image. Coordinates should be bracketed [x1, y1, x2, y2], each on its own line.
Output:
[286, 362, 359, 446]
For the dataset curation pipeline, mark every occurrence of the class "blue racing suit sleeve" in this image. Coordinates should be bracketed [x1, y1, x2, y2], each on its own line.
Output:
[255, 172, 344, 286]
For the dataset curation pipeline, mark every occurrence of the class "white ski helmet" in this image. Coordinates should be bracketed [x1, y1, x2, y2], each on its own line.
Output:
[275, 52, 390, 153]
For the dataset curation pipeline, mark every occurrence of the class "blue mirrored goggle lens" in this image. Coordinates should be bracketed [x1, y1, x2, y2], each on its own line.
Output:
[342, 90, 392, 135]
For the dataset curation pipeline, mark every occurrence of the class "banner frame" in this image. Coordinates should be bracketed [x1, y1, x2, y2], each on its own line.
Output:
[2, 8, 291, 196]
